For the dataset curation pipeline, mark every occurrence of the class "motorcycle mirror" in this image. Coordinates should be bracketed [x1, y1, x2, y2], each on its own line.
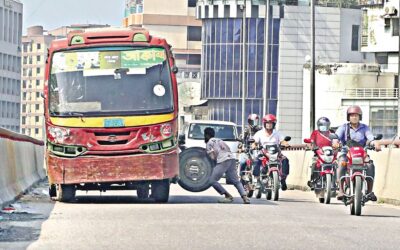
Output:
[172, 66, 179, 74]
[374, 134, 383, 140]
[304, 138, 312, 144]
[248, 138, 255, 144]
[284, 136, 291, 142]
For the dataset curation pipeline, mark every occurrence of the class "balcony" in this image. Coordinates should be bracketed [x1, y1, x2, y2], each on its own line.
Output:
[344, 88, 399, 99]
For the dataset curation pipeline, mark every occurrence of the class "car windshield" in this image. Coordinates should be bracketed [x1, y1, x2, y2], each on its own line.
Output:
[49, 47, 173, 116]
[188, 123, 237, 141]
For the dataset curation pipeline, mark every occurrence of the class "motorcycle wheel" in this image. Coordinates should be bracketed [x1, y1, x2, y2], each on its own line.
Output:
[272, 171, 280, 201]
[319, 197, 325, 203]
[354, 175, 363, 216]
[324, 174, 332, 204]
[255, 179, 262, 199]
[266, 190, 272, 200]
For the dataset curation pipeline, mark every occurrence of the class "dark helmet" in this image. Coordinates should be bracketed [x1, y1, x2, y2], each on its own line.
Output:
[347, 105, 362, 121]
[262, 114, 277, 129]
[317, 117, 330, 132]
[247, 114, 259, 127]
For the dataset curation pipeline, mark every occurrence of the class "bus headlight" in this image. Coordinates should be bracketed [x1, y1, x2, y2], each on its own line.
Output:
[48, 142, 86, 157]
[141, 138, 175, 153]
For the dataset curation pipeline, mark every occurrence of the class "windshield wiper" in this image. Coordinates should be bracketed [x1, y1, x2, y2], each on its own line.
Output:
[63, 112, 86, 122]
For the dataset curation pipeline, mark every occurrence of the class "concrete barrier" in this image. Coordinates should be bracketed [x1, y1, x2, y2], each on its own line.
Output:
[0, 128, 44, 208]
[285, 148, 400, 205]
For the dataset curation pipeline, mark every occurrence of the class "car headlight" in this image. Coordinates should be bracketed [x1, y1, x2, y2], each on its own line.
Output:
[352, 157, 364, 165]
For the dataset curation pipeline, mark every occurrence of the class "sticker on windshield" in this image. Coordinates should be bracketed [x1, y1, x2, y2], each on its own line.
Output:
[153, 84, 166, 97]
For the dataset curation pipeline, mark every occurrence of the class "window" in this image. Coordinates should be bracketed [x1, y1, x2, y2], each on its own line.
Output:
[36, 67, 41, 74]
[36, 79, 40, 86]
[36, 92, 40, 98]
[22, 128, 25, 134]
[23, 56, 27, 64]
[351, 25, 359, 51]
[37, 43, 41, 50]
[35, 116, 39, 122]
[188, 54, 201, 65]
[187, 26, 202, 41]
[370, 106, 398, 139]
[392, 18, 399, 36]
[22, 104, 26, 113]
[35, 128, 39, 134]
[36, 55, 41, 62]
[188, 0, 196, 7]
[35, 104, 39, 110]
[22, 116, 26, 124]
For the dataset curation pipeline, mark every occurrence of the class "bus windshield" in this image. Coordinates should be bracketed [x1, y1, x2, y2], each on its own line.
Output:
[49, 47, 173, 116]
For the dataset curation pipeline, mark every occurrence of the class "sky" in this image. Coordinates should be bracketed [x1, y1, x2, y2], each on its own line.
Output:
[20, 0, 126, 34]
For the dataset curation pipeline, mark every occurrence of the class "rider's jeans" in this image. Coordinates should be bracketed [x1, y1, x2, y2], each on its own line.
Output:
[239, 153, 247, 176]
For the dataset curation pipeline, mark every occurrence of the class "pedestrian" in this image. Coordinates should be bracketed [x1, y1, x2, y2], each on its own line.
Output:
[204, 127, 250, 204]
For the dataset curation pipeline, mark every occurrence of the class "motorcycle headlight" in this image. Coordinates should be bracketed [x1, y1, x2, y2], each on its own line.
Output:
[323, 155, 334, 163]
[269, 154, 278, 162]
[352, 157, 364, 165]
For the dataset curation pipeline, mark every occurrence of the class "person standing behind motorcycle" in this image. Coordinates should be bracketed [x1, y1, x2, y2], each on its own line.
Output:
[204, 127, 251, 204]
[252, 114, 290, 191]
[238, 114, 262, 176]
[306, 117, 334, 189]
[333, 105, 381, 201]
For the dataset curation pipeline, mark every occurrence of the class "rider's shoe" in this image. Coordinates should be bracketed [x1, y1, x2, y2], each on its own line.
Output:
[336, 191, 344, 201]
[307, 180, 315, 190]
[367, 192, 378, 202]
[218, 196, 234, 203]
[281, 179, 288, 191]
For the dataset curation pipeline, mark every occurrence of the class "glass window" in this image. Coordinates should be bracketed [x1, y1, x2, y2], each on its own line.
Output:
[232, 72, 241, 98]
[248, 19, 257, 44]
[187, 26, 202, 41]
[248, 45, 256, 71]
[247, 72, 256, 98]
[188, 0, 196, 7]
[233, 45, 241, 70]
[227, 19, 234, 43]
[351, 25, 359, 51]
[220, 72, 226, 98]
[257, 19, 265, 43]
[256, 72, 264, 98]
[233, 19, 242, 43]
[370, 106, 398, 139]
[188, 122, 237, 140]
[256, 45, 264, 71]
[215, 72, 220, 97]
[221, 19, 228, 44]
[36, 104, 39, 110]
[37, 43, 41, 50]
[226, 45, 233, 71]
[220, 45, 227, 70]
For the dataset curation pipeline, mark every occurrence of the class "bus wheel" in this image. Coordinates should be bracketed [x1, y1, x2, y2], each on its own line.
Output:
[57, 184, 76, 202]
[137, 184, 150, 199]
[151, 180, 170, 203]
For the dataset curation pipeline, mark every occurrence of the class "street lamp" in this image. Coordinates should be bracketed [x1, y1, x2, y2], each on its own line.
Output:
[310, 0, 316, 132]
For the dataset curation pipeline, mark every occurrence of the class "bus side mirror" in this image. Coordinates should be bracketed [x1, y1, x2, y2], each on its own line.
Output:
[284, 136, 291, 142]
[172, 66, 179, 74]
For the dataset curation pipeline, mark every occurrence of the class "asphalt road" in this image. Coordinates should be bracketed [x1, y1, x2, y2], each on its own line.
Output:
[1, 181, 400, 250]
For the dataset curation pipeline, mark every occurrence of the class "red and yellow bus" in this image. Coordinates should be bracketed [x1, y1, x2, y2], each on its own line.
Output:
[44, 27, 179, 202]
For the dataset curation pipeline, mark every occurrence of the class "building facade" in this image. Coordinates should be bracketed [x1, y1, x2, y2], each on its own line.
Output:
[0, 0, 22, 133]
[21, 26, 55, 140]
[197, 0, 372, 143]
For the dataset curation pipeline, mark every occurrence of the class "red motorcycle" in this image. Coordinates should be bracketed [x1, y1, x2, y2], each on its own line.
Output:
[255, 136, 291, 201]
[335, 134, 382, 216]
[304, 138, 338, 204]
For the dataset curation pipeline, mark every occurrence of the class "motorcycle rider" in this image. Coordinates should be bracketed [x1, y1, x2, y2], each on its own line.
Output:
[252, 114, 290, 191]
[333, 105, 381, 201]
[306, 117, 334, 189]
[238, 114, 262, 176]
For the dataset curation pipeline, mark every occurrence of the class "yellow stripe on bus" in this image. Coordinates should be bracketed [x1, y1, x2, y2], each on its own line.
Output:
[49, 113, 175, 128]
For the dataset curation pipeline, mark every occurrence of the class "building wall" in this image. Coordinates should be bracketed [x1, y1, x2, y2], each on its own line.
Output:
[0, 0, 22, 133]
[302, 63, 398, 139]
[123, 0, 202, 73]
[198, 2, 369, 142]
[21, 26, 56, 140]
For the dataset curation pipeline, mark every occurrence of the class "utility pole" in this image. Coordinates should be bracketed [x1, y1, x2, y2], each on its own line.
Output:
[263, 0, 271, 116]
[310, 0, 316, 132]
[241, 0, 247, 133]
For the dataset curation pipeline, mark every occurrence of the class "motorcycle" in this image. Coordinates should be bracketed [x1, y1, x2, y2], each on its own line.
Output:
[304, 138, 338, 204]
[239, 146, 255, 198]
[254, 136, 291, 201]
[334, 134, 382, 216]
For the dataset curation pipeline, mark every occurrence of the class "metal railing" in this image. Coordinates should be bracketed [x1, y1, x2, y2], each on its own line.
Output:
[344, 88, 399, 99]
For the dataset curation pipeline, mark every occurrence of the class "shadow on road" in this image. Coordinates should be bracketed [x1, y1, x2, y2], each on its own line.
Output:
[73, 195, 278, 206]
[362, 214, 400, 218]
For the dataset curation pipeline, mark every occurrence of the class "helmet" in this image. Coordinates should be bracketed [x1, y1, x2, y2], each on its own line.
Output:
[247, 114, 259, 127]
[317, 117, 330, 132]
[347, 105, 362, 121]
[262, 114, 277, 129]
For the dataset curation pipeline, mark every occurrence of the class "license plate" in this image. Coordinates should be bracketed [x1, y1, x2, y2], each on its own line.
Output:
[104, 118, 125, 128]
